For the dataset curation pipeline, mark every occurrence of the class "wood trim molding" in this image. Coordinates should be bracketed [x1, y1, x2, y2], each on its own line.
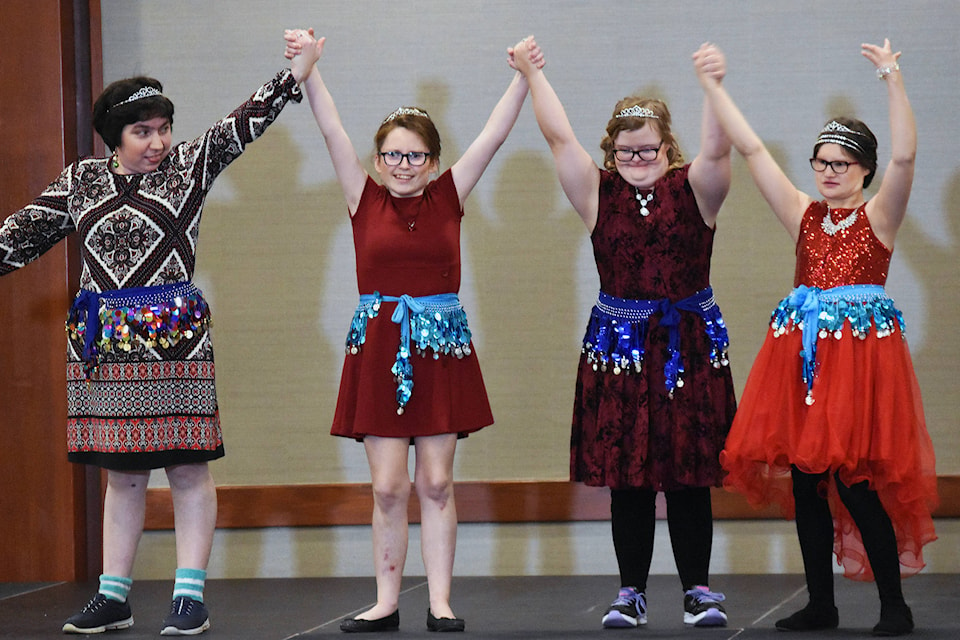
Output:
[144, 476, 960, 531]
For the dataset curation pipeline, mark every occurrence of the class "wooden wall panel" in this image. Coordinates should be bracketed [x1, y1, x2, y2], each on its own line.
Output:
[0, 0, 99, 581]
[142, 477, 958, 530]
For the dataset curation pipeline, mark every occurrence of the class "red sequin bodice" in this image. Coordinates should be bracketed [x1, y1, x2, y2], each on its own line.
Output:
[794, 201, 891, 289]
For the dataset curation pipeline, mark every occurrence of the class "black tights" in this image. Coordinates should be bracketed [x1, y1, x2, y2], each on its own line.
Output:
[791, 467, 905, 608]
[611, 487, 713, 591]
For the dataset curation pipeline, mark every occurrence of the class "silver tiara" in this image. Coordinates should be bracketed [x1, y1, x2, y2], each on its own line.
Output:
[110, 86, 163, 110]
[615, 105, 659, 120]
[820, 120, 866, 136]
[382, 106, 430, 124]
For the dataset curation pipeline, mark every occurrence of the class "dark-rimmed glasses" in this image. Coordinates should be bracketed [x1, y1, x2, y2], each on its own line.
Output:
[379, 151, 432, 166]
[809, 158, 859, 174]
[613, 142, 663, 163]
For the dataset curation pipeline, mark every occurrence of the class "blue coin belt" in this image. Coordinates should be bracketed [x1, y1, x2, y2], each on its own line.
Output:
[66, 281, 210, 377]
[770, 284, 905, 405]
[582, 287, 729, 397]
[346, 291, 472, 415]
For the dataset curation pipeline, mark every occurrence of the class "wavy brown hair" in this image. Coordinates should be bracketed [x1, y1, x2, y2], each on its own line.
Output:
[600, 96, 683, 173]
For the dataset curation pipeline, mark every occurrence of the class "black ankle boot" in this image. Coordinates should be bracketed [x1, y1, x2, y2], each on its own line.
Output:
[873, 603, 913, 636]
[775, 603, 839, 631]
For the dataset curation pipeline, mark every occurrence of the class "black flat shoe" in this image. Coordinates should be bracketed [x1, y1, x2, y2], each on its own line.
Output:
[340, 610, 399, 633]
[774, 603, 839, 631]
[427, 609, 465, 632]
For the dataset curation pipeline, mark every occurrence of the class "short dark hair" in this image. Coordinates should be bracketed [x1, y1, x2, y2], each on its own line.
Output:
[92, 77, 175, 150]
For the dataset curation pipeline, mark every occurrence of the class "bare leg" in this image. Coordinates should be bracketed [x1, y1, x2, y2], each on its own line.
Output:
[102, 469, 151, 578]
[166, 462, 217, 570]
[359, 436, 412, 620]
[414, 433, 458, 619]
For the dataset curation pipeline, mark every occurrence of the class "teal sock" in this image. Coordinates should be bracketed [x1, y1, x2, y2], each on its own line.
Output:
[173, 568, 207, 603]
[98, 574, 132, 603]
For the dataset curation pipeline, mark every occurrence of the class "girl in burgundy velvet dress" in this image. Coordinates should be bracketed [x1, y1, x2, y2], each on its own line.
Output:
[513, 39, 736, 629]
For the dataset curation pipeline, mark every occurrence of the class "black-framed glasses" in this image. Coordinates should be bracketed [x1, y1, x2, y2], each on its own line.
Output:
[809, 158, 859, 174]
[379, 151, 432, 166]
[613, 142, 663, 163]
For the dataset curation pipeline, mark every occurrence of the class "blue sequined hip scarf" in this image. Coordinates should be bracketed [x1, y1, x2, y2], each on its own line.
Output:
[345, 291, 472, 414]
[770, 283, 905, 404]
[582, 287, 730, 397]
[67, 281, 209, 377]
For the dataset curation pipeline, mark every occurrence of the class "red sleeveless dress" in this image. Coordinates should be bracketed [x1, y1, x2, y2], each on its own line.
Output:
[721, 201, 938, 580]
[331, 170, 493, 440]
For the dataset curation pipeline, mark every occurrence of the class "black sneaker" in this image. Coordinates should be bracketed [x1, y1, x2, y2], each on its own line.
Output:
[601, 586, 647, 628]
[62, 593, 134, 634]
[683, 586, 728, 627]
[160, 596, 210, 636]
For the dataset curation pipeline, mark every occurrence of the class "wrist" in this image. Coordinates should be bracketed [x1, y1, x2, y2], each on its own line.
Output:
[876, 62, 900, 80]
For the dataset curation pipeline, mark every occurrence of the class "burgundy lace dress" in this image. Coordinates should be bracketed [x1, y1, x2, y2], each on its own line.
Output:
[570, 166, 736, 490]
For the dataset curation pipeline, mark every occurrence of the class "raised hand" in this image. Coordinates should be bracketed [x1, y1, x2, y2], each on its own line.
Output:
[284, 28, 323, 84]
[861, 38, 901, 75]
[692, 42, 726, 86]
[508, 36, 544, 73]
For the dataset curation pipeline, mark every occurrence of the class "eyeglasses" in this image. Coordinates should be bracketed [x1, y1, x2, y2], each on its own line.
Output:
[809, 158, 859, 174]
[379, 151, 432, 166]
[613, 142, 663, 163]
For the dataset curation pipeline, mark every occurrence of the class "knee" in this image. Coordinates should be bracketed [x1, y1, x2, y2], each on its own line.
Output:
[372, 478, 412, 512]
[414, 472, 454, 507]
[165, 463, 213, 493]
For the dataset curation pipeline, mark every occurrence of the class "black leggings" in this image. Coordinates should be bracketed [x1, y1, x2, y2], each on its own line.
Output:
[610, 487, 713, 591]
[791, 467, 904, 607]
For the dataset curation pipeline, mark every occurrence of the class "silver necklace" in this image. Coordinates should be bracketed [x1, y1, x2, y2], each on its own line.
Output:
[635, 188, 654, 217]
[821, 204, 860, 236]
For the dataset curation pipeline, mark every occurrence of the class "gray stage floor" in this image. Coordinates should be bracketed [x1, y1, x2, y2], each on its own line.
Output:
[0, 574, 955, 639]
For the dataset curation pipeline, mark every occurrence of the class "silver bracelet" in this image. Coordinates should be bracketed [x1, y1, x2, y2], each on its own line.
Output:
[876, 62, 900, 80]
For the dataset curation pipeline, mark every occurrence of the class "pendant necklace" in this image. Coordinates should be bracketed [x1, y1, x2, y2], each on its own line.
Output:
[635, 187, 654, 217]
[821, 203, 860, 236]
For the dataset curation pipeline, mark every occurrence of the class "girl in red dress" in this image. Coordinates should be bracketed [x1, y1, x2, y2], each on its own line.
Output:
[695, 40, 937, 636]
[285, 29, 542, 633]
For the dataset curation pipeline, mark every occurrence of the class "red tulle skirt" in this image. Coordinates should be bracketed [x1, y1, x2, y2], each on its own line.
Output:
[721, 322, 938, 580]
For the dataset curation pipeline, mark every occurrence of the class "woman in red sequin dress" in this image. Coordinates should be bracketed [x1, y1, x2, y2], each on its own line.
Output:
[285, 30, 542, 633]
[696, 40, 937, 636]
[513, 40, 736, 628]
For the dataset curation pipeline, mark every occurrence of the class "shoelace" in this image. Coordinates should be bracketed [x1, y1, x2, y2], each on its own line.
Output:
[83, 595, 107, 612]
[689, 589, 725, 604]
[613, 589, 641, 607]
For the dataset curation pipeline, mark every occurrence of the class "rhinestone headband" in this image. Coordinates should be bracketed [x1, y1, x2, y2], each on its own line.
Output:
[615, 105, 660, 120]
[816, 121, 865, 154]
[382, 106, 430, 124]
[110, 86, 163, 110]
[820, 120, 865, 136]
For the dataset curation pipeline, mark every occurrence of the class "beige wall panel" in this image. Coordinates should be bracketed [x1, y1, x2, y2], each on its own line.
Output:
[101, 1, 960, 489]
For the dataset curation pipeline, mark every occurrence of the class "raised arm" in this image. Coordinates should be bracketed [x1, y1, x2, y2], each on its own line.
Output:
[285, 29, 367, 214]
[686, 43, 732, 228]
[861, 39, 915, 248]
[512, 37, 600, 232]
[693, 43, 810, 242]
[449, 62, 534, 208]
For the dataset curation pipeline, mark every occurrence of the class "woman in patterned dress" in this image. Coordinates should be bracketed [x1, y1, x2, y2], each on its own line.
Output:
[284, 30, 542, 633]
[512, 40, 736, 628]
[0, 38, 318, 635]
[695, 40, 937, 636]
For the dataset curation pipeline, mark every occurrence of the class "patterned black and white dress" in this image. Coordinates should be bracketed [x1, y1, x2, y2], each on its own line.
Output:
[0, 69, 301, 470]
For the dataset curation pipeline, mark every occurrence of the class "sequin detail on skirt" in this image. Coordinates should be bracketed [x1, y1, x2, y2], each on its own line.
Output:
[770, 284, 905, 403]
[346, 291, 473, 413]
